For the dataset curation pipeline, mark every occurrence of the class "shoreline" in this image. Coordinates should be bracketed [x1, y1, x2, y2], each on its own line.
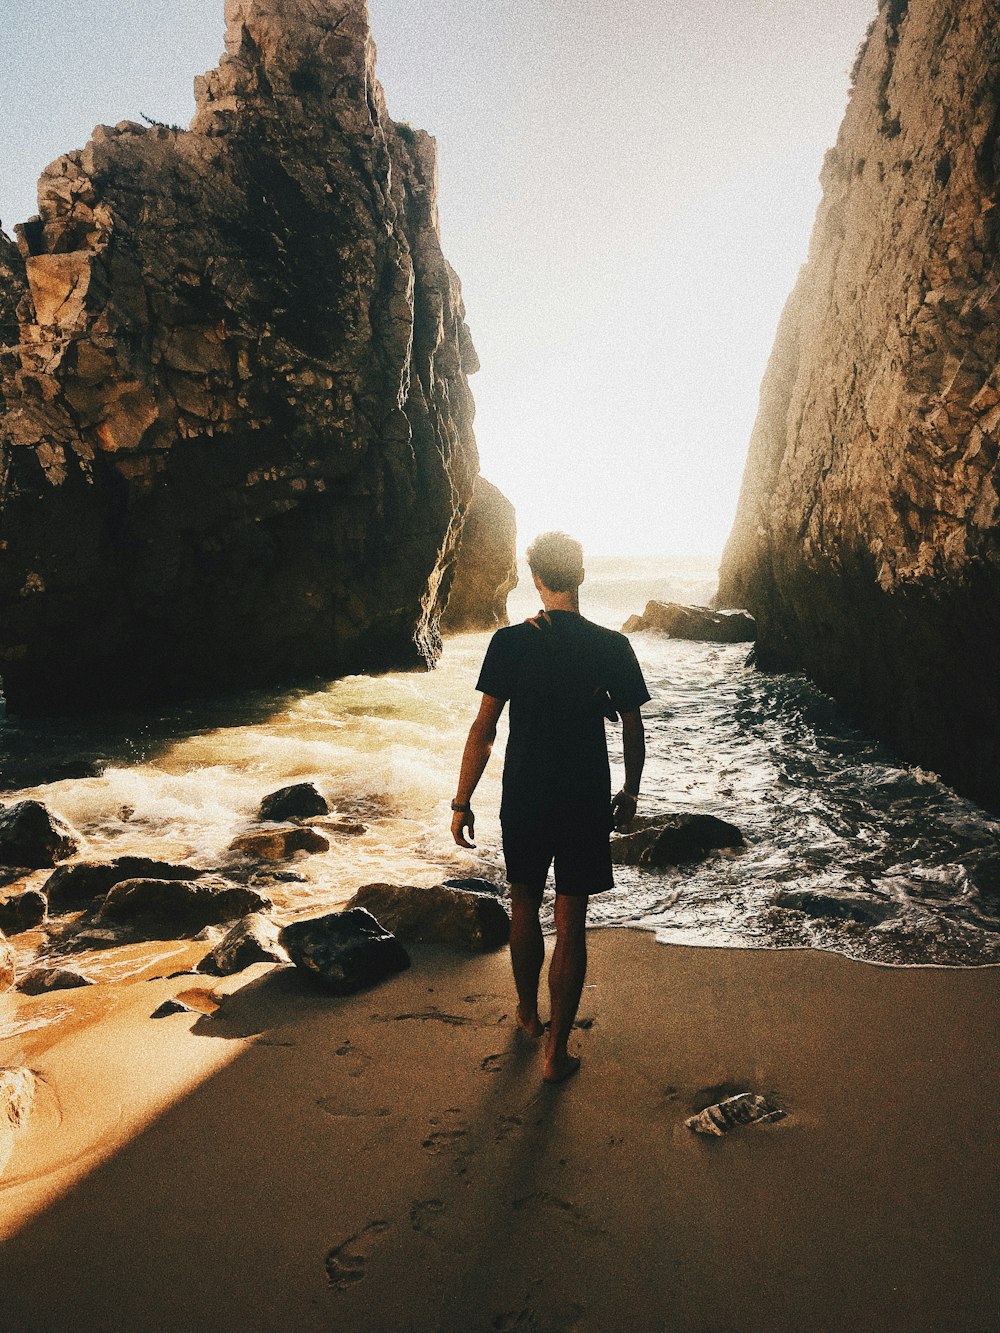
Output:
[2, 928, 998, 1332]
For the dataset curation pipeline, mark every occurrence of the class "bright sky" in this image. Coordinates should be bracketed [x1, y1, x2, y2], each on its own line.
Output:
[1, 0, 875, 557]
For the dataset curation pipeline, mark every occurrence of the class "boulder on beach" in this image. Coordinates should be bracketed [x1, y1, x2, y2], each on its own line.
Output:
[0, 931, 14, 991]
[346, 883, 511, 952]
[96, 877, 270, 939]
[45, 857, 203, 912]
[612, 813, 744, 867]
[17, 966, 93, 996]
[0, 801, 80, 869]
[229, 827, 330, 861]
[280, 908, 410, 995]
[258, 783, 330, 823]
[0, 1069, 36, 1176]
[622, 602, 756, 643]
[199, 913, 289, 976]
[0, 889, 47, 934]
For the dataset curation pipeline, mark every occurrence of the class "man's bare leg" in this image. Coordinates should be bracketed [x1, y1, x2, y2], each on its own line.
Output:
[544, 893, 588, 1083]
[509, 883, 545, 1037]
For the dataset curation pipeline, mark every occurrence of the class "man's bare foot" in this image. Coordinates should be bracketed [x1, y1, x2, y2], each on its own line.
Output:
[516, 1007, 545, 1039]
[543, 1051, 581, 1084]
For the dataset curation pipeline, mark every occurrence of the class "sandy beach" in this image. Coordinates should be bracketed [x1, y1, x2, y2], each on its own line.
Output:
[1, 930, 997, 1333]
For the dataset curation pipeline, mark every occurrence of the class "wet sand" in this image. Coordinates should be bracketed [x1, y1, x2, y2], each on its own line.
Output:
[1, 931, 998, 1333]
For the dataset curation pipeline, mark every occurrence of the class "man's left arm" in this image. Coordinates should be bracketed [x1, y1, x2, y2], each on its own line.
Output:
[611, 709, 645, 828]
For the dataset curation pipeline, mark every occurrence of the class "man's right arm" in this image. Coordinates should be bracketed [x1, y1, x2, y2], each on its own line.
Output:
[451, 692, 506, 848]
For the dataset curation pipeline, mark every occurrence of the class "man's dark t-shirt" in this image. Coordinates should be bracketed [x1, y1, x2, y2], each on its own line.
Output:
[476, 610, 651, 815]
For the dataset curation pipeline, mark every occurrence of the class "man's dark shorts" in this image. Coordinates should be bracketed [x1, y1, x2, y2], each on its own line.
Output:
[501, 797, 614, 898]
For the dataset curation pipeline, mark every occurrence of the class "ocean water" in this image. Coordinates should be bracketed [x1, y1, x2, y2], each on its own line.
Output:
[2, 554, 999, 972]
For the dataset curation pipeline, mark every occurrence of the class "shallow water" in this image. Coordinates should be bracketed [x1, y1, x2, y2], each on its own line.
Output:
[2, 555, 999, 973]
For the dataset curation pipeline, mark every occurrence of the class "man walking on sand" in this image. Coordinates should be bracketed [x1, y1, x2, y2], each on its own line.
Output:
[451, 532, 649, 1083]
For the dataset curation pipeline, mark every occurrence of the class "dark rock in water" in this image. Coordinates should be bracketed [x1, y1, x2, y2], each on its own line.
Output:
[97, 877, 270, 939]
[612, 813, 744, 867]
[280, 908, 410, 995]
[441, 477, 518, 634]
[0, 930, 14, 991]
[199, 913, 289, 976]
[346, 883, 511, 952]
[0, 889, 47, 934]
[442, 877, 505, 897]
[17, 966, 93, 995]
[229, 827, 330, 861]
[45, 857, 204, 912]
[622, 602, 756, 643]
[686, 1093, 785, 1137]
[0, 0, 479, 715]
[715, 2, 1000, 813]
[258, 783, 329, 823]
[774, 888, 897, 927]
[0, 801, 80, 868]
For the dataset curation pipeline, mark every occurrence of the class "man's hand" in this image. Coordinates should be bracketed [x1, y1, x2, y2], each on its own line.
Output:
[610, 789, 638, 830]
[525, 609, 552, 632]
[451, 807, 476, 848]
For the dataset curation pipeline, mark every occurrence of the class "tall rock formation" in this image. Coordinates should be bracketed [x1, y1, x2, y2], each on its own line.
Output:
[0, 0, 480, 711]
[718, 0, 1000, 811]
[441, 477, 517, 633]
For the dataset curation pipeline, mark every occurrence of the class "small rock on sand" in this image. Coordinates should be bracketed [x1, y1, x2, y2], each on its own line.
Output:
[280, 908, 410, 995]
[346, 882, 511, 952]
[199, 913, 289, 975]
[0, 801, 80, 869]
[685, 1093, 785, 1136]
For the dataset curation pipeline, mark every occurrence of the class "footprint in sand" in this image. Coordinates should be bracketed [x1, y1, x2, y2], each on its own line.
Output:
[316, 1097, 391, 1119]
[324, 1219, 393, 1290]
[495, 1114, 523, 1143]
[422, 1108, 473, 1172]
[480, 1052, 509, 1074]
[511, 1193, 606, 1238]
[410, 1198, 446, 1233]
[492, 1300, 586, 1332]
[334, 1040, 371, 1078]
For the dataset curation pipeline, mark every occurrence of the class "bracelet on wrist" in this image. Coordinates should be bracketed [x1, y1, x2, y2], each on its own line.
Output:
[451, 800, 472, 813]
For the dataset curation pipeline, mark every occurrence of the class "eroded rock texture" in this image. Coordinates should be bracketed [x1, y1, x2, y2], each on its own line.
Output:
[718, 0, 1000, 810]
[0, 0, 480, 711]
[441, 476, 517, 633]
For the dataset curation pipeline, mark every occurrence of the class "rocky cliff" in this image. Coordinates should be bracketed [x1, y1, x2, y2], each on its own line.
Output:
[0, 0, 481, 711]
[717, 0, 1000, 811]
[441, 477, 517, 633]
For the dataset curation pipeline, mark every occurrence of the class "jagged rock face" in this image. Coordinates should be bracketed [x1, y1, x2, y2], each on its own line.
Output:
[0, 0, 479, 712]
[441, 477, 517, 633]
[0, 229, 27, 356]
[718, 0, 1000, 811]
